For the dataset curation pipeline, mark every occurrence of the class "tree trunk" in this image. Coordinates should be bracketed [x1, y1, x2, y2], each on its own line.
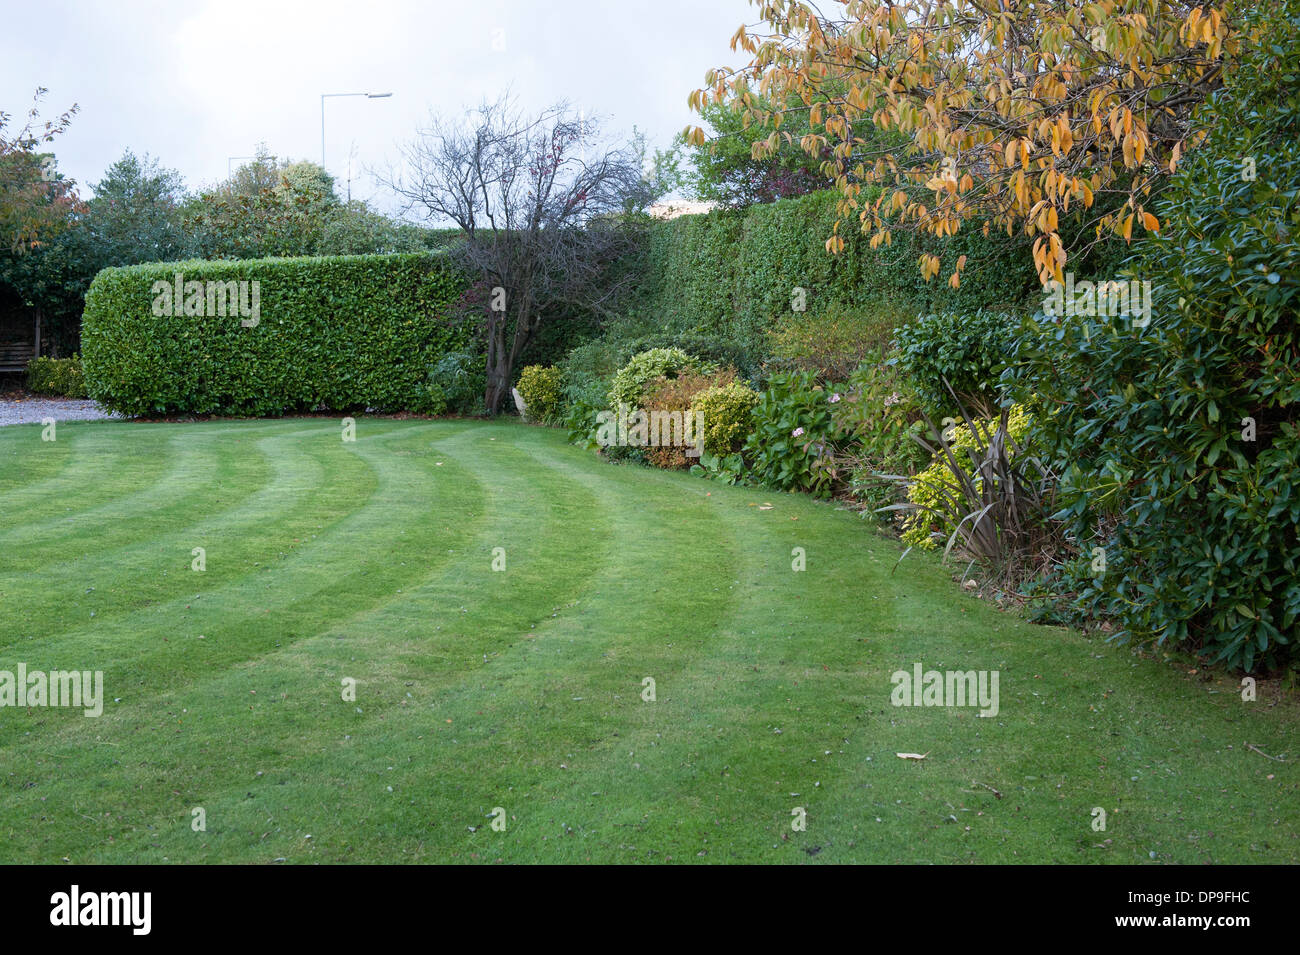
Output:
[484, 299, 516, 414]
[483, 296, 534, 415]
[485, 366, 510, 415]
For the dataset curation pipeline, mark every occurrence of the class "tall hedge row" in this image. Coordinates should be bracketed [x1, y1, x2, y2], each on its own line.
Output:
[632, 189, 1044, 348]
[82, 253, 469, 416]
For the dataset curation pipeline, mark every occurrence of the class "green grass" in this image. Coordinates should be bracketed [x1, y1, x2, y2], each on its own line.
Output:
[0, 417, 1295, 864]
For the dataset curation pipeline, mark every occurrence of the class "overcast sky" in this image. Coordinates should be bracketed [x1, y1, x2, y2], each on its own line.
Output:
[2, 0, 753, 216]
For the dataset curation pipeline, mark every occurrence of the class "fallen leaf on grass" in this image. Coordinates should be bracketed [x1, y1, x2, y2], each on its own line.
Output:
[897, 752, 930, 760]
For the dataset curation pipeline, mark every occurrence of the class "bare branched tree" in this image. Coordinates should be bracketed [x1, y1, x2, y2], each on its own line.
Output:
[386, 97, 659, 413]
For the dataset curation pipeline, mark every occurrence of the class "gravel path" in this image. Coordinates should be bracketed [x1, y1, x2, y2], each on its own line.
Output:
[0, 397, 122, 426]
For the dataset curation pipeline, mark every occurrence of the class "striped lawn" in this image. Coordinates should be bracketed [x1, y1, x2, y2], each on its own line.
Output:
[0, 417, 1295, 863]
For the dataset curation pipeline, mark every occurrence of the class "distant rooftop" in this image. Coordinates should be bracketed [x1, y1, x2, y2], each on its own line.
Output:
[646, 199, 718, 220]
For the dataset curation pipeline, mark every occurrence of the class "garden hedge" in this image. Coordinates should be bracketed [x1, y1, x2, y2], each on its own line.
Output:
[26, 355, 88, 398]
[82, 253, 469, 416]
[630, 189, 1041, 350]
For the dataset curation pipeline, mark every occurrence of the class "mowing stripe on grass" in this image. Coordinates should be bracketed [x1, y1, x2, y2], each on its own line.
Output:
[0, 418, 1294, 864]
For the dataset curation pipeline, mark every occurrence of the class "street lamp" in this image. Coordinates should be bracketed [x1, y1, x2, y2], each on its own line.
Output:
[321, 92, 392, 169]
[227, 155, 255, 178]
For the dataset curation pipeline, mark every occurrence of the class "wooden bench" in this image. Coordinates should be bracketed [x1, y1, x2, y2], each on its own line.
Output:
[0, 342, 37, 373]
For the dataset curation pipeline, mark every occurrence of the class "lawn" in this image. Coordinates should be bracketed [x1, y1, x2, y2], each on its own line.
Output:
[0, 416, 1294, 864]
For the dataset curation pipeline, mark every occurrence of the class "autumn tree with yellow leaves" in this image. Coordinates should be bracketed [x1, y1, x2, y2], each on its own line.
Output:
[687, 1, 1241, 286]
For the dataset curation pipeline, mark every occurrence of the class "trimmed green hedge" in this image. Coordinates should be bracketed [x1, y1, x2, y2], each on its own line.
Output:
[82, 253, 469, 416]
[27, 355, 88, 398]
[631, 190, 1040, 351]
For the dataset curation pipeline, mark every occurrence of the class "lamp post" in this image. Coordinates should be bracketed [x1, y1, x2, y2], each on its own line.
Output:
[321, 92, 392, 170]
[227, 155, 255, 178]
